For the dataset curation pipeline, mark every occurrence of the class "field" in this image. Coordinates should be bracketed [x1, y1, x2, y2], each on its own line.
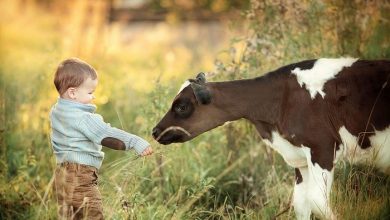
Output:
[1, 0, 389, 219]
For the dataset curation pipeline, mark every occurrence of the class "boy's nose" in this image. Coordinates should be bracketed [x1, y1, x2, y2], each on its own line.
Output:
[152, 127, 162, 139]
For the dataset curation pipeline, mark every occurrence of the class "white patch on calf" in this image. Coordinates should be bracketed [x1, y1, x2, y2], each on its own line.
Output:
[337, 126, 368, 164]
[177, 80, 191, 94]
[292, 58, 358, 99]
[369, 126, 390, 173]
[338, 125, 390, 173]
[263, 131, 307, 168]
[300, 147, 335, 219]
[263, 132, 336, 218]
[156, 126, 191, 141]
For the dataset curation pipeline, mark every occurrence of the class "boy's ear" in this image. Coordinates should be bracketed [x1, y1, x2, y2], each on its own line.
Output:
[66, 87, 77, 99]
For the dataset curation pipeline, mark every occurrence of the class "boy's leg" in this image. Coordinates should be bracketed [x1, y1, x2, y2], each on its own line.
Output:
[54, 164, 75, 219]
[54, 163, 103, 220]
[72, 164, 103, 220]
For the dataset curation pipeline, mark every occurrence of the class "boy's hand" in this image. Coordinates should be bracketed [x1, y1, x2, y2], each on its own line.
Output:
[141, 146, 153, 156]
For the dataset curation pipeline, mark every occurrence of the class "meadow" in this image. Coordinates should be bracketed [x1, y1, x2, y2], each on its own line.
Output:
[0, 0, 389, 219]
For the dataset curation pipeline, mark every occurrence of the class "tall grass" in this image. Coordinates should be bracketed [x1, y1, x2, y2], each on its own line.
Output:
[0, 0, 389, 219]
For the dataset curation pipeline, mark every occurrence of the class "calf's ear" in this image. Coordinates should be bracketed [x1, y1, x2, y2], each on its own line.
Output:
[195, 72, 207, 84]
[190, 83, 211, 105]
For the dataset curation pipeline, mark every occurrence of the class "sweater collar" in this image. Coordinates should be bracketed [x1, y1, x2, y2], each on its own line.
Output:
[57, 98, 96, 113]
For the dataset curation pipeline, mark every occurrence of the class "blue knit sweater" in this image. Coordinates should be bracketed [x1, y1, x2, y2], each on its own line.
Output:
[50, 98, 150, 169]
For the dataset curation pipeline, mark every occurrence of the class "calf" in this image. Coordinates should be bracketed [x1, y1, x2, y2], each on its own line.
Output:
[152, 58, 390, 219]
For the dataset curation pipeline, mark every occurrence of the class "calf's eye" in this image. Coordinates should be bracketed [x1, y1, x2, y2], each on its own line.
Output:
[172, 99, 194, 118]
[175, 104, 188, 113]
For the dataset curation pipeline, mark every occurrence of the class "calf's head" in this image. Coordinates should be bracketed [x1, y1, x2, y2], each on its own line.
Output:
[152, 73, 225, 145]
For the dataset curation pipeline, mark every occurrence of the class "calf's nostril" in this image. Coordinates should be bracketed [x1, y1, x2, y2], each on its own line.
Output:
[152, 127, 161, 138]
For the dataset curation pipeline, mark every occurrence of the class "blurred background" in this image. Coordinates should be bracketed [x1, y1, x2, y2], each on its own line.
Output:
[0, 0, 389, 219]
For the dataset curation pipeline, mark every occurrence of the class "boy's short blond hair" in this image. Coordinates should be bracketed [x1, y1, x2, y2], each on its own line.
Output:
[54, 58, 97, 95]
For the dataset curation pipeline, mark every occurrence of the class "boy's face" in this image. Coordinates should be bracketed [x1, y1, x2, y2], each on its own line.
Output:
[73, 77, 98, 104]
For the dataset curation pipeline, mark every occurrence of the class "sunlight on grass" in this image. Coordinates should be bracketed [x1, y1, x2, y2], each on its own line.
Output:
[1, 0, 389, 219]
[0, 0, 240, 219]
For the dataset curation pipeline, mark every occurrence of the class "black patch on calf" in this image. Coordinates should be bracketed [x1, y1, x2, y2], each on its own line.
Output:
[295, 168, 303, 184]
[358, 134, 372, 149]
[255, 59, 316, 82]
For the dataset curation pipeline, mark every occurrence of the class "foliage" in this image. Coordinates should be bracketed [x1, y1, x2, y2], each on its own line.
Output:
[212, 0, 389, 82]
[0, 0, 389, 219]
[136, 0, 250, 22]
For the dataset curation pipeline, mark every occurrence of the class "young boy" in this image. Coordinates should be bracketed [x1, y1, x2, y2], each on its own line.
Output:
[50, 58, 153, 219]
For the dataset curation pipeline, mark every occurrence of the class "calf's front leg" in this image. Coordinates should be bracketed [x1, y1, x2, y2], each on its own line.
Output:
[293, 147, 336, 220]
[293, 167, 311, 220]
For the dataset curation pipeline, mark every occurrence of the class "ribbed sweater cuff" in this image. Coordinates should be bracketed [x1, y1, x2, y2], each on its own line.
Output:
[129, 137, 150, 155]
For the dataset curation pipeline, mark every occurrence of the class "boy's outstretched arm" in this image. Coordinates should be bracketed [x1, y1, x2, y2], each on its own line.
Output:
[78, 114, 153, 156]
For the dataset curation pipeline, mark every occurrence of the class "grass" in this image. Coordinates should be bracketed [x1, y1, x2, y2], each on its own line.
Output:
[1, 0, 389, 219]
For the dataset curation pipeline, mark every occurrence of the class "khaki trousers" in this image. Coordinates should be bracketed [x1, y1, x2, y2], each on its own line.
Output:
[54, 162, 103, 220]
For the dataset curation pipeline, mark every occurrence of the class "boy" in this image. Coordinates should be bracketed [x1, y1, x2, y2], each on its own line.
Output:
[50, 58, 153, 219]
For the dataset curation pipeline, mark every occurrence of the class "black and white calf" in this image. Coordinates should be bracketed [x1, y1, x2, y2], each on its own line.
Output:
[152, 58, 390, 219]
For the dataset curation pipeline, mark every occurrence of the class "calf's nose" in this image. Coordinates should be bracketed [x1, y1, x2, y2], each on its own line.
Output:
[152, 127, 162, 139]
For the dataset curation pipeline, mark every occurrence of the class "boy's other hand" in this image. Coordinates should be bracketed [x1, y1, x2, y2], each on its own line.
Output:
[141, 146, 153, 156]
